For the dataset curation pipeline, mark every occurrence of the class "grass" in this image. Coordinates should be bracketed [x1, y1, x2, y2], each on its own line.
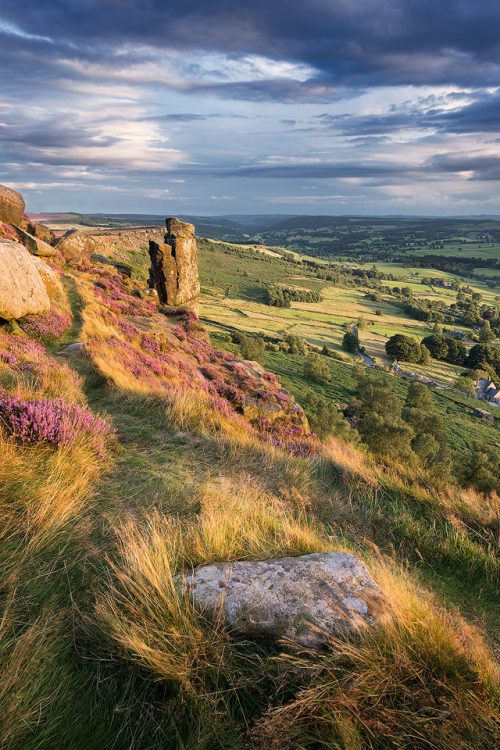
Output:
[0, 250, 499, 749]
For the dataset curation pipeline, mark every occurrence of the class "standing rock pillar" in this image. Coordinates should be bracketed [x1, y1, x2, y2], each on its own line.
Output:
[148, 218, 200, 308]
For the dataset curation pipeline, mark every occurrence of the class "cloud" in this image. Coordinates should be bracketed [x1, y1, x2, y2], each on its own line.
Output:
[1, 1, 500, 213]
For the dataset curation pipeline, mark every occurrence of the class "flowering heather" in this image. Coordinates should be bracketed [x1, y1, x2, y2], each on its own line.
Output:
[0, 392, 112, 457]
[20, 307, 71, 340]
[90, 268, 155, 317]
[0, 332, 46, 366]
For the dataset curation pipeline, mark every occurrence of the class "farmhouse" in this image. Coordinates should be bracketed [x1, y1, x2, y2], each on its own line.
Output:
[476, 378, 500, 404]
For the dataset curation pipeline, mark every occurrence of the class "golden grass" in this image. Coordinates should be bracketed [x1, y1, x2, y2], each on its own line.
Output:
[96, 479, 330, 687]
[0, 349, 83, 403]
[0, 436, 101, 546]
[0, 601, 65, 748]
[253, 561, 500, 750]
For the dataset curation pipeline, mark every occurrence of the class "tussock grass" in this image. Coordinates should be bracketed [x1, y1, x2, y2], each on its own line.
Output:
[0, 604, 66, 749]
[0, 436, 102, 545]
[96, 480, 328, 682]
[252, 563, 500, 750]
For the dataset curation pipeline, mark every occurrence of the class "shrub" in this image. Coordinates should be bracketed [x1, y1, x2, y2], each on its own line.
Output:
[342, 331, 358, 353]
[239, 334, 265, 362]
[19, 307, 71, 341]
[303, 353, 331, 383]
[0, 392, 112, 457]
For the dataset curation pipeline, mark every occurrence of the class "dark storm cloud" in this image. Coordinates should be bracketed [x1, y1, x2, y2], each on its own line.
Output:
[427, 153, 500, 180]
[228, 161, 412, 179]
[318, 90, 500, 136]
[1, 0, 500, 91]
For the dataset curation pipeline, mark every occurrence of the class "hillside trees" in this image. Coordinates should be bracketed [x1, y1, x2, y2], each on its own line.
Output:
[266, 285, 322, 307]
[464, 343, 500, 378]
[402, 383, 451, 473]
[461, 443, 500, 494]
[348, 371, 413, 460]
[421, 334, 467, 365]
[385, 334, 429, 364]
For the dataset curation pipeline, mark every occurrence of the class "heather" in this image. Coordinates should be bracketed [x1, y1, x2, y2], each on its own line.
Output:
[20, 306, 71, 340]
[80, 267, 316, 454]
[0, 391, 112, 456]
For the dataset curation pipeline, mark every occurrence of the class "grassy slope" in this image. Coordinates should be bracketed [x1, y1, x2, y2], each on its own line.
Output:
[0, 260, 499, 750]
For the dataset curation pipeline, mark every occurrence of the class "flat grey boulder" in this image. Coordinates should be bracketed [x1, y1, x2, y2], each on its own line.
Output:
[179, 552, 388, 648]
[57, 342, 84, 355]
[0, 240, 50, 320]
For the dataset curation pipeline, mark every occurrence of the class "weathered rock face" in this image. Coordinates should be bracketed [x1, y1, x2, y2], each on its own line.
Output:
[13, 225, 56, 257]
[0, 240, 50, 320]
[0, 184, 25, 225]
[178, 552, 388, 648]
[54, 229, 98, 262]
[148, 217, 200, 307]
[27, 222, 54, 244]
[31, 255, 63, 298]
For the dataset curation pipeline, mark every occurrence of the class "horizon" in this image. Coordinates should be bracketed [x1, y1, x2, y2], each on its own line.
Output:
[1, 2, 500, 215]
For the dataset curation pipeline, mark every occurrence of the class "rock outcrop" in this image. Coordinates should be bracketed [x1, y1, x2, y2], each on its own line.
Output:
[0, 240, 50, 320]
[0, 184, 25, 226]
[13, 225, 56, 257]
[178, 552, 387, 648]
[54, 229, 99, 263]
[148, 218, 200, 307]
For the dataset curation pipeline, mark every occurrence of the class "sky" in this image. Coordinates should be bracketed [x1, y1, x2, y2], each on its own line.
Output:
[1, 1, 500, 216]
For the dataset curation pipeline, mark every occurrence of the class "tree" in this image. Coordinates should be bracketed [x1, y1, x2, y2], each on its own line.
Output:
[239, 334, 265, 362]
[385, 334, 426, 363]
[464, 343, 500, 378]
[446, 338, 466, 365]
[342, 331, 358, 353]
[461, 443, 500, 494]
[402, 382, 451, 474]
[348, 370, 413, 459]
[479, 320, 495, 343]
[302, 390, 358, 442]
[421, 334, 449, 360]
[454, 375, 476, 396]
[303, 353, 331, 383]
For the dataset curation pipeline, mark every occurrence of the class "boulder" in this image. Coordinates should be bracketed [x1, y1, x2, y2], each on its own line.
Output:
[31, 255, 63, 298]
[54, 229, 98, 262]
[148, 217, 200, 307]
[0, 240, 50, 320]
[27, 222, 54, 244]
[179, 552, 388, 648]
[13, 225, 56, 257]
[0, 184, 25, 225]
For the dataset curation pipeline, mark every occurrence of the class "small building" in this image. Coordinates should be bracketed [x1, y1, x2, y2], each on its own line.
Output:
[473, 407, 495, 423]
[488, 388, 500, 404]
